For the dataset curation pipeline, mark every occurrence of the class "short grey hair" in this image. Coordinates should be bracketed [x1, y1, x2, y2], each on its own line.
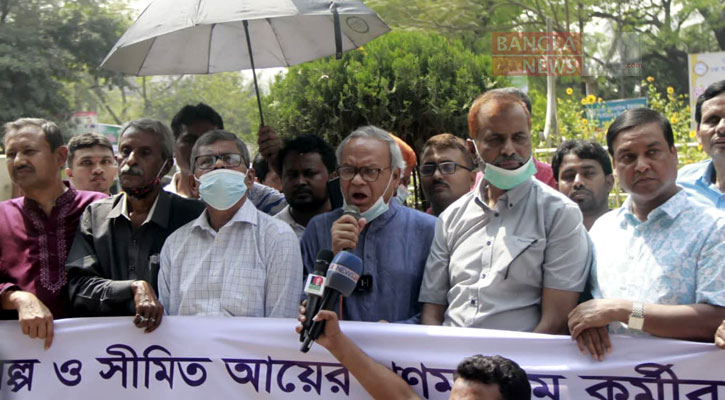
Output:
[335, 126, 405, 172]
[120, 118, 174, 161]
[190, 130, 250, 172]
[3, 118, 64, 151]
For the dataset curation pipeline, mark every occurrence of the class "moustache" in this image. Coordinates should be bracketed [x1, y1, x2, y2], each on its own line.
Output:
[14, 165, 34, 173]
[120, 165, 144, 177]
[492, 155, 526, 165]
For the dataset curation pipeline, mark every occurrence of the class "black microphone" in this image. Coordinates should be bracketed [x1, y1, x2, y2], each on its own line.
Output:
[300, 251, 362, 353]
[341, 206, 361, 252]
[300, 249, 334, 342]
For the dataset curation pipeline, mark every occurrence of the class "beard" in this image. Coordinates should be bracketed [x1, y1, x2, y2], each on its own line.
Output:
[288, 194, 328, 213]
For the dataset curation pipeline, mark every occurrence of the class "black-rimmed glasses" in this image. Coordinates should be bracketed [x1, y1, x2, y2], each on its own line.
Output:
[337, 166, 391, 182]
[194, 153, 244, 170]
[418, 162, 472, 176]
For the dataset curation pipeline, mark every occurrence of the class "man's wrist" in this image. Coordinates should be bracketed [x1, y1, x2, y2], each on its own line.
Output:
[610, 299, 633, 323]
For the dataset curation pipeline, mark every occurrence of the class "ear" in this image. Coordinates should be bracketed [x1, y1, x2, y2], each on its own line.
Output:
[65, 167, 73, 178]
[245, 167, 256, 190]
[54, 146, 68, 169]
[605, 174, 615, 192]
[466, 139, 479, 168]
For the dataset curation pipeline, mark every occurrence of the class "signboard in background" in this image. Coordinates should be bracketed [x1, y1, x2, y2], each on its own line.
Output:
[585, 97, 647, 125]
[70, 111, 99, 135]
[98, 123, 123, 146]
[688, 51, 725, 127]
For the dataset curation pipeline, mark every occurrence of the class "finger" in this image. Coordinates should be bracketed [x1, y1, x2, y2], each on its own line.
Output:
[716, 337, 725, 349]
[582, 330, 601, 361]
[575, 335, 587, 354]
[298, 314, 306, 323]
[21, 322, 30, 336]
[357, 218, 367, 231]
[599, 328, 612, 354]
[37, 321, 47, 342]
[28, 322, 39, 339]
[44, 320, 54, 350]
[589, 328, 604, 361]
[570, 322, 583, 339]
[145, 306, 163, 333]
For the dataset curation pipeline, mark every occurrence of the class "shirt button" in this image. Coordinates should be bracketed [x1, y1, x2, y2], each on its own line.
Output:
[494, 212, 499, 217]
[486, 241, 491, 246]
[470, 299, 476, 305]
[481, 273, 487, 279]
[129, 266, 136, 271]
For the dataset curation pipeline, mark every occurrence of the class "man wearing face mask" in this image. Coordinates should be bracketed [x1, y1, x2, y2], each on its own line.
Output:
[66, 119, 205, 332]
[419, 91, 593, 333]
[299, 126, 437, 323]
[158, 130, 302, 317]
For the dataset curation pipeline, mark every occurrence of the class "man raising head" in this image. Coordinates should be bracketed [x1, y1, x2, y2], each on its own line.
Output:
[275, 134, 336, 239]
[66, 119, 205, 332]
[551, 139, 614, 230]
[300, 126, 436, 323]
[568, 108, 725, 360]
[678, 80, 725, 209]
[158, 130, 302, 317]
[66, 133, 117, 195]
[1, 118, 105, 348]
[420, 91, 592, 333]
[419, 133, 476, 216]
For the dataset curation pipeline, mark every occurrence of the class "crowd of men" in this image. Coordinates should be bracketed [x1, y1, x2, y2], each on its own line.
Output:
[1, 79, 724, 398]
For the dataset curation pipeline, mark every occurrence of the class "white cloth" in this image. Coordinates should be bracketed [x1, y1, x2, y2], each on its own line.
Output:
[158, 200, 302, 317]
[274, 205, 306, 240]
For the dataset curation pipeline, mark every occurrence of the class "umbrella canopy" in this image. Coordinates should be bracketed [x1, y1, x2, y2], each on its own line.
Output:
[100, 0, 390, 76]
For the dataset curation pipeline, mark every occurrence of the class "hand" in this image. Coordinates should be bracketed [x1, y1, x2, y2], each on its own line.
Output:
[568, 298, 626, 339]
[296, 299, 309, 330]
[10, 291, 54, 349]
[331, 214, 366, 254]
[716, 320, 725, 349]
[131, 281, 163, 333]
[257, 126, 282, 171]
[574, 327, 611, 361]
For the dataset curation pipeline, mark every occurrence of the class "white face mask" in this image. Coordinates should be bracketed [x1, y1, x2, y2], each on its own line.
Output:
[342, 170, 395, 223]
[196, 169, 248, 210]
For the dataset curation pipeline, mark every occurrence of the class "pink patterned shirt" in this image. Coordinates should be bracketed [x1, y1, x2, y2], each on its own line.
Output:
[0, 182, 105, 319]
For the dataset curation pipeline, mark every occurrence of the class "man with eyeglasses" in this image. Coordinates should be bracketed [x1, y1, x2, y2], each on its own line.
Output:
[419, 91, 592, 334]
[419, 133, 477, 216]
[158, 130, 301, 317]
[66, 119, 205, 332]
[299, 126, 436, 323]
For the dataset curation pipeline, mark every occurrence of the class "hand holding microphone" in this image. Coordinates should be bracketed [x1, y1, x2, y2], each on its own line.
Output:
[300, 249, 334, 342]
[331, 206, 366, 254]
[300, 250, 363, 353]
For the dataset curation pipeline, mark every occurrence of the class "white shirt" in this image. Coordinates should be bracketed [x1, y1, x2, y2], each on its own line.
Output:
[158, 199, 302, 317]
[274, 205, 306, 240]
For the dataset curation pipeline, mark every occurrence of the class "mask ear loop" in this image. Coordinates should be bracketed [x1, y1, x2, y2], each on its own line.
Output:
[152, 159, 169, 186]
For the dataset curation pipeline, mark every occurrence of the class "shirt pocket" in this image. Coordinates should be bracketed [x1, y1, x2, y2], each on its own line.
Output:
[220, 264, 266, 317]
[491, 236, 545, 285]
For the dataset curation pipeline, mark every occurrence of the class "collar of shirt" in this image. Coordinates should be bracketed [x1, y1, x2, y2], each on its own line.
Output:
[473, 177, 533, 211]
[620, 187, 688, 227]
[699, 160, 717, 186]
[22, 180, 76, 214]
[192, 198, 258, 236]
[108, 190, 167, 227]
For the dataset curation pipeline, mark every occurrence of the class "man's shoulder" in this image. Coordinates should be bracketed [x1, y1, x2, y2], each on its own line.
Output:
[394, 203, 437, 226]
[256, 206, 297, 235]
[163, 216, 199, 249]
[530, 178, 577, 207]
[678, 159, 711, 180]
[167, 192, 205, 212]
[307, 208, 344, 228]
[84, 193, 120, 214]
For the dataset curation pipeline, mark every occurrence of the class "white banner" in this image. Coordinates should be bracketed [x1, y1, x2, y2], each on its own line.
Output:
[1, 317, 723, 399]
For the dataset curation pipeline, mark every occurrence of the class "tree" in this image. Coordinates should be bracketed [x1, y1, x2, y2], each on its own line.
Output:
[263, 31, 504, 150]
[0, 0, 130, 127]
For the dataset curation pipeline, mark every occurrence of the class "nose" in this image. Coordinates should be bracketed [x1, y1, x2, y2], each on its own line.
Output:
[125, 150, 138, 166]
[501, 138, 516, 157]
[350, 170, 366, 185]
[573, 173, 585, 188]
[212, 157, 226, 170]
[716, 118, 725, 135]
[431, 165, 444, 179]
[634, 156, 650, 173]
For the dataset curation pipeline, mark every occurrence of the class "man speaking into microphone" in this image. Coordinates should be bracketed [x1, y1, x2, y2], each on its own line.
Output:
[300, 126, 436, 323]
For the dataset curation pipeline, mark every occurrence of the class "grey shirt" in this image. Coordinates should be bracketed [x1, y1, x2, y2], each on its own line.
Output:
[419, 178, 592, 332]
[274, 205, 306, 240]
[66, 190, 205, 316]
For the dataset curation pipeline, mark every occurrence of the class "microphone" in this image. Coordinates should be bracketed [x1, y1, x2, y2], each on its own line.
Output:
[300, 250, 362, 353]
[341, 206, 361, 252]
[300, 249, 334, 342]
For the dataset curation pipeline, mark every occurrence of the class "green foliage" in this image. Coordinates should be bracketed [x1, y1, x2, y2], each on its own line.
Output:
[0, 0, 130, 125]
[263, 31, 504, 149]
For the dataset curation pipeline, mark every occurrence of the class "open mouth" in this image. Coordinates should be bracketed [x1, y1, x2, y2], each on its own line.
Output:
[350, 192, 369, 203]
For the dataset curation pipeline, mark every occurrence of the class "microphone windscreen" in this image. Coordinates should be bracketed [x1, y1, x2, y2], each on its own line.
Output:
[325, 251, 363, 297]
[342, 205, 361, 220]
[314, 249, 334, 273]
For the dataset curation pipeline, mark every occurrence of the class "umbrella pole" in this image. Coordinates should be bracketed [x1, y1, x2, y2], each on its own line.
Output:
[243, 20, 265, 126]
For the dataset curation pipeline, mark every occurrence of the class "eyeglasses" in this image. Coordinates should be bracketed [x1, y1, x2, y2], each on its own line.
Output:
[194, 153, 244, 170]
[419, 162, 472, 176]
[337, 166, 391, 182]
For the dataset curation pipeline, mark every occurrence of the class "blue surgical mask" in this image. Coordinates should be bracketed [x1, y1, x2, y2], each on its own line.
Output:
[342, 170, 395, 223]
[471, 142, 537, 190]
[197, 169, 248, 210]
[395, 184, 410, 204]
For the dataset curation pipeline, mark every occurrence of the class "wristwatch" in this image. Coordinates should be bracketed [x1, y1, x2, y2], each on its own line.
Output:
[628, 302, 645, 331]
